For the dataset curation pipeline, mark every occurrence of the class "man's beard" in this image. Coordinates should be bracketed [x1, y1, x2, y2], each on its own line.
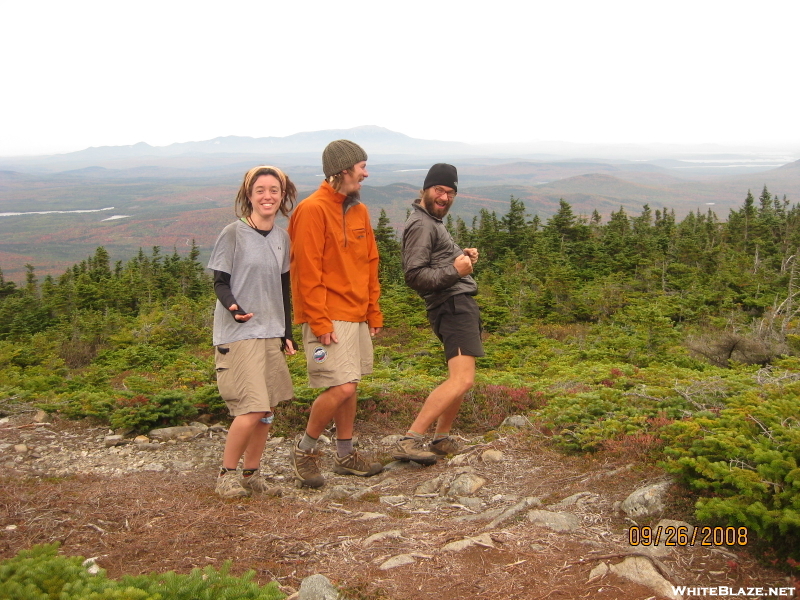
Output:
[346, 190, 360, 202]
[422, 190, 450, 218]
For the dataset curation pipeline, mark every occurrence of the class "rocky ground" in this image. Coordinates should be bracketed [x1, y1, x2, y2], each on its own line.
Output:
[0, 410, 796, 600]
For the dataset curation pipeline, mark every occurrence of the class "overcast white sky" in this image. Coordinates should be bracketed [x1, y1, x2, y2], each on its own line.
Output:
[2, 0, 798, 156]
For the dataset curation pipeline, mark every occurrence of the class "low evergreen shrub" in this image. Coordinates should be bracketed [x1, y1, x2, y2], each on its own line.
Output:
[0, 544, 285, 600]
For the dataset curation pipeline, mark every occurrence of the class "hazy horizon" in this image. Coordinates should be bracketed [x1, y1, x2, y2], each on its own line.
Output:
[2, 125, 799, 161]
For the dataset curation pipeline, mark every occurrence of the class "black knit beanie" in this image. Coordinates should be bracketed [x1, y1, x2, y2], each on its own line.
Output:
[322, 140, 368, 178]
[422, 163, 458, 192]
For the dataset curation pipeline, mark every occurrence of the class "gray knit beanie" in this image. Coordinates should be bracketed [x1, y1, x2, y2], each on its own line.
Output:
[322, 140, 368, 178]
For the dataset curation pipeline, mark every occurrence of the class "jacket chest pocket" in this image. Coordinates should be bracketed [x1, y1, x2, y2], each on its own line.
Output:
[348, 227, 367, 260]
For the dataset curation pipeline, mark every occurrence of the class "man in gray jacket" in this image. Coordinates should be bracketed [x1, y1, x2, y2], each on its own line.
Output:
[393, 163, 483, 464]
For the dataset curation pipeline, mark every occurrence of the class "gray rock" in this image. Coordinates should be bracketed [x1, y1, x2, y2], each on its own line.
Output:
[149, 426, 205, 441]
[136, 443, 162, 452]
[609, 556, 682, 600]
[447, 473, 486, 497]
[588, 561, 609, 580]
[527, 509, 581, 532]
[14, 444, 28, 454]
[415, 476, 443, 495]
[323, 485, 357, 501]
[482, 496, 541, 530]
[481, 449, 504, 463]
[104, 435, 124, 447]
[379, 554, 416, 570]
[299, 573, 345, 600]
[382, 459, 423, 472]
[501, 415, 531, 428]
[33, 410, 48, 423]
[82, 557, 101, 575]
[355, 512, 387, 521]
[362, 529, 402, 546]
[379, 495, 408, 505]
[381, 434, 403, 445]
[442, 533, 495, 552]
[621, 481, 672, 519]
[454, 496, 483, 509]
[133, 436, 150, 444]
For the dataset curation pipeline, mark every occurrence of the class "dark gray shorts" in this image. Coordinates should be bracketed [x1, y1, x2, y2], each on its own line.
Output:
[427, 294, 484, 361]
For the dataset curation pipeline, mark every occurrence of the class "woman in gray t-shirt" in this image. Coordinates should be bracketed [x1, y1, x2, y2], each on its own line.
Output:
[207, 165, 297, 499]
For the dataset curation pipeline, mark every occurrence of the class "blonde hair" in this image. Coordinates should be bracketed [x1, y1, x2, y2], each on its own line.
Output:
[235, 165, 297, 218]
[328, 166, 360, 193]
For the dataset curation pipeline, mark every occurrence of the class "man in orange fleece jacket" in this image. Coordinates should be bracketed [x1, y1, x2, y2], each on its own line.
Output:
[288, 139, 384, 488]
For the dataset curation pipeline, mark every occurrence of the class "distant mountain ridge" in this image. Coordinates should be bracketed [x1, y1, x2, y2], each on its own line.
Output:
[54, 126, 473, 162]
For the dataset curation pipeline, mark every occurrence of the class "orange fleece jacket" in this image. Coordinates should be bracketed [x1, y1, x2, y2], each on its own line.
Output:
[288, 181, 383, 337]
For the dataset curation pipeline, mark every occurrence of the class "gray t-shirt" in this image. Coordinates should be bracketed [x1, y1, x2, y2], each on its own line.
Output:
[208, 220, 290, 346]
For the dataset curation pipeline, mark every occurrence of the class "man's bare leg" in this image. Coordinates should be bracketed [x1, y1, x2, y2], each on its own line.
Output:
[408, 354, 475, 435]
[305, 382, 357, 438]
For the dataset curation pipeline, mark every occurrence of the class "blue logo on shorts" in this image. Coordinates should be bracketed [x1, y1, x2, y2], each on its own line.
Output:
[312, 346, 327, 363]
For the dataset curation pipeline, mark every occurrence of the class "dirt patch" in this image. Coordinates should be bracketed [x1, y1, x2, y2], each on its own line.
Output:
[0, 415, 795, 599]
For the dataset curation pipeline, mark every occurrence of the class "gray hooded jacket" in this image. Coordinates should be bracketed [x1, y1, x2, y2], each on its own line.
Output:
[401, 199, 478, 310]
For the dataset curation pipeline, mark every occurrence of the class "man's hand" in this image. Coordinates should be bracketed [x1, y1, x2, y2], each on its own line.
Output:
[283, 339, 297, 355]
[454, 254, 473, 276]
[370, 327, 382, 337]
[463, 248, 479, 265]
[229, 303, 253, 322]
[318, 332, 339, 346]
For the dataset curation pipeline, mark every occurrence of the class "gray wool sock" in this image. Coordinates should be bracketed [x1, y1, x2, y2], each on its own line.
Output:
[298, 432, 318, 452]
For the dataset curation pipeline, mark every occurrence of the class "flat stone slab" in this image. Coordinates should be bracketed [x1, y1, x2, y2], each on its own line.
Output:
[527, 509, 581, 532]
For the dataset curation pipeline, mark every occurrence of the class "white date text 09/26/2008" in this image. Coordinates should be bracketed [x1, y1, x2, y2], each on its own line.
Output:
[628, 525, 749, 547]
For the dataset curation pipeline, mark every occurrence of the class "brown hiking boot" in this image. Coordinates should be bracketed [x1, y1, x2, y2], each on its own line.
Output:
[430, 436, 463, 456]
[215, 470, 250, 498]
[333, 450, 383, 477]
[392, 436, 438, 465]
[242, 472, 283, 496]
[290, 438, 325, 488]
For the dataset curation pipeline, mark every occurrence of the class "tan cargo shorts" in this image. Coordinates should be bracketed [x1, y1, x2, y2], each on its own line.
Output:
[214, 337, 294, 416]
[301, 320, 373, 389]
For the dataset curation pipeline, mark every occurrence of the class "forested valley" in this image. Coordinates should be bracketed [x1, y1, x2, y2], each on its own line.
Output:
[2, 186, 800, 571]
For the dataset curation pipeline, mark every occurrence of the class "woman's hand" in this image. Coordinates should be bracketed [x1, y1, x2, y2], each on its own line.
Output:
[229, 304, 253, 322]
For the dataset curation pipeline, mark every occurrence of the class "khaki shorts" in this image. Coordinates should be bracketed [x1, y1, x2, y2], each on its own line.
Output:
[301, 320, 373, 388]
[214, 337, 294, 416]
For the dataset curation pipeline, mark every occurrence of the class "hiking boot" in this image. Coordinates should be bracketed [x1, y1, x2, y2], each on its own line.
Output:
[333, 450, 383, 477]
[430, 436, 463, 456]
[392, 437, 438, 465]
[290, 438, 325, 488]
[242, 472, 283, 496]
[215, 470, 250, 498]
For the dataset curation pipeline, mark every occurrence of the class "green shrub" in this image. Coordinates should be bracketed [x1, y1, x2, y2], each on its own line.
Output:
[109, 390, 198, 432]
[0, 543, 285, 600]
[661, 364, 800, 568]
[57, 391, 116, 421]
